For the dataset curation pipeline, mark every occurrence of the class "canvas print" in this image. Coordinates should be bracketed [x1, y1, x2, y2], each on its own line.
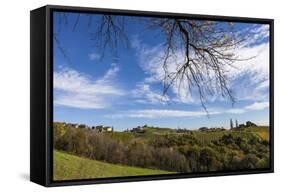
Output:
[52, 11, 271, 181]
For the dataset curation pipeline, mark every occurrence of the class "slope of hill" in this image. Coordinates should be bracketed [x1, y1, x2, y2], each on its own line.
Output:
[245, 126, 270, 141]
[109, 126, 270, 144]
[53, 123, 270, 180]
[53, 150, 173, 181]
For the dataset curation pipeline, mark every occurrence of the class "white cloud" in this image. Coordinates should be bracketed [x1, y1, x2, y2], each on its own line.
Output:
[132, 83, 170, 104]
[108, 109, 216, 119]
[133, 24, 270, 106]
[245, 101, 269, 111]
[226, 108, 246, 114]
[54, 64, 124, 109]
[241, 24, 270, 47]
[224, 101, 269, 115]
[88, 53, 100, 61]
[97, 63, 119, 82]
[229, 42, 269, 102]
[229, 43, 269, 80]
[106, 101, 269, 119]
[133, 41, 197, 104]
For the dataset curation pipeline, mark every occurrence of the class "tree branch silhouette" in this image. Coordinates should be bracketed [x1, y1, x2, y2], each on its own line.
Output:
[54, 14, 250, 113]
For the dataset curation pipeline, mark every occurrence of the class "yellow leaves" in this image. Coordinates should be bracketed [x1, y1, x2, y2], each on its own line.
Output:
[54, 123, 66, 137]
[58, 126, 66, 137]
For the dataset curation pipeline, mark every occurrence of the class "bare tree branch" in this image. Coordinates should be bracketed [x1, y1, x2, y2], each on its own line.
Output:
[54, 14, 252, 113]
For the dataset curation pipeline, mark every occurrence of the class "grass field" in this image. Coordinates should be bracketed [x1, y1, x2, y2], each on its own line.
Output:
[53, 124, 270, 180]
[191, 126, 270, 144]
[245, 126, 270, 141]
[53, 150, 173, 181]
[109, 126, 270, 144]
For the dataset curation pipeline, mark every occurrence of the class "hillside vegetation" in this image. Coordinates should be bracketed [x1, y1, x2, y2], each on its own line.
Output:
[54, 122, 270, 180]
[54, 150, 172, 180]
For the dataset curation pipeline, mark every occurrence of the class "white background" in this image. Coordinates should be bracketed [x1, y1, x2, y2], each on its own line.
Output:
[0, 0, 280, 191]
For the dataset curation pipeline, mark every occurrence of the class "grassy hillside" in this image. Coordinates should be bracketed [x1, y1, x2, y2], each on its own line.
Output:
[186, 126, 270, 144]
[245, 126, 270, 141]
[110, 126, 270, 143]
[53, 150, 173, 181]
[53, 123, 270, 179]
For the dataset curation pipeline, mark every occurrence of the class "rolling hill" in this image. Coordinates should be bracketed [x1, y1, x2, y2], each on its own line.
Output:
[53, 123, 270, 180]
[53, 150, 173, 181]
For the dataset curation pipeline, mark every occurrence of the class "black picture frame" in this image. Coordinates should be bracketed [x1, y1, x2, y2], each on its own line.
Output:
[30, 4, 274, 187]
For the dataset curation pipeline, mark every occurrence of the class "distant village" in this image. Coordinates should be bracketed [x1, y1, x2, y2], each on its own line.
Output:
[124, 119, 258, 134]
[56, 119, 257, 134]
[196, 119, 257, 132]
[58, 122, 114, 132]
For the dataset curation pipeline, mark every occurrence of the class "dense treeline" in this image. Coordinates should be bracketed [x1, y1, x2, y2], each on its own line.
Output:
[54, 122, 270, 173]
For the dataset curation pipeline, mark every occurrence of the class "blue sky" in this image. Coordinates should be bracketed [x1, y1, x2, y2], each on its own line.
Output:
[53, 12, 270, 130]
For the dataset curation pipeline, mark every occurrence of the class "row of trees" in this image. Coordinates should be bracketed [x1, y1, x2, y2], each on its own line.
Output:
[230, 119, 257, 129]
[54, 123, 270, 173]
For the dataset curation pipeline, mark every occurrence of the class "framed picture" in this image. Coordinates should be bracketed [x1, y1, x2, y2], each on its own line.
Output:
[30, 5, 274, 187]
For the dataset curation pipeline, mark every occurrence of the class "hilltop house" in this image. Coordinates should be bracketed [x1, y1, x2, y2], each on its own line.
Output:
[235, 121, 258, 129]
[131, 126, 145, 133]
[66, 123, 79, 128]
[94, 125, 113, 132]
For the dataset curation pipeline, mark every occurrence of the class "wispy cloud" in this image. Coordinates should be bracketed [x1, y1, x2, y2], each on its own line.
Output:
[225, 101, 269, 114]
[241, 24, 270, 47]
[88, 52, 100, 61]
[229, 42, 269, 102]
[132, 39, 196, 104]
[132, 24, 269, 106]
[132, 83, 170, 104]
[54, 64, 124, 109]
[106, 101, 269, 119]
[245, 101, 269, 111]
[107, 109, 216, 119]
